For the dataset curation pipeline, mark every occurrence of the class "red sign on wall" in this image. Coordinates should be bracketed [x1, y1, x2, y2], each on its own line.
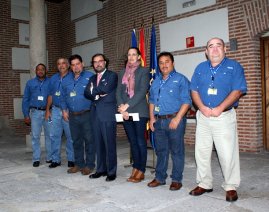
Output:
[186, 36, 195, 48]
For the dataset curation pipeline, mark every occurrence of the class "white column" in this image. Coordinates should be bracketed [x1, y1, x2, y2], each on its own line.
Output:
[29, 0, 46, 78]
[27, 0, 47, 151]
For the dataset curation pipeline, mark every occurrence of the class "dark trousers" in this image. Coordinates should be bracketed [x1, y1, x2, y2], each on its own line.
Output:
[123, 117, 148, 173]
[93, 116, 117, 176]
[69, 111, 96, 169]
[154, 117, 186, 183]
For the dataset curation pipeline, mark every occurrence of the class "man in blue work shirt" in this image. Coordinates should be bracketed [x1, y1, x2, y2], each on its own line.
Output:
[61, 54, 96, 175]
[189, 37, 247, 202]
[45, 58, 74, 169]
[22, 63, 52, 167]
[148, 52, 191, 191]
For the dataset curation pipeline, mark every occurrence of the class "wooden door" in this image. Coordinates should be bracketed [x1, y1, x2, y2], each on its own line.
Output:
[262, 38, 269, 150]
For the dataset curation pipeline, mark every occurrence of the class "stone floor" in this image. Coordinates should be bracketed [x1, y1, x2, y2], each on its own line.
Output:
[0, 134, 269, 212]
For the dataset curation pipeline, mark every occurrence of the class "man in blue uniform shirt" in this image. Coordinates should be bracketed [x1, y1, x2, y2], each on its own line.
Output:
[45, 58, 74, 169]
[148, 52, 191, 191]
[189, 37, 247, 202]
[22, 63, 52, 167]
[61, 54, 95, 175]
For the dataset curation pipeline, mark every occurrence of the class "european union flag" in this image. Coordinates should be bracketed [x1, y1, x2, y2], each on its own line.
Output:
[149, 25, 159, 85]
[131, 29, 137, 48]
[149, 24, 159, 150]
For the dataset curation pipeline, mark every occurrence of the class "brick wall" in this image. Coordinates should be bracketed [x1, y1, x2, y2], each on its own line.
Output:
[1, 0, 268, 152]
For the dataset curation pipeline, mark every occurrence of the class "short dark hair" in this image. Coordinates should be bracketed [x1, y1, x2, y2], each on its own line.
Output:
[35, 63, 47, 70]
[69, 54, 83, 64]
[157, 51, 174, 63]
[91, 53, 109, 68]
[127, 47, 141, 56]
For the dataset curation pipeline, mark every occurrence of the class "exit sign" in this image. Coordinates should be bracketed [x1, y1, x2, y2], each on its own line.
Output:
[186, 36, 195, 48]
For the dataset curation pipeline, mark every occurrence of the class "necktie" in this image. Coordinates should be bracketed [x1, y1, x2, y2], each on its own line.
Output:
[97, 73, 102, 86]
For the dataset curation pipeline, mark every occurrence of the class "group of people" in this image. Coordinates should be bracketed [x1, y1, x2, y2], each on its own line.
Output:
[22, 37, 247, 202]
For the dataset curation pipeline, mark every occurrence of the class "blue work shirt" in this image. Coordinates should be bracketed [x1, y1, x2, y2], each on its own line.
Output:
[190, 57, 247, 108]
[149, 70, 191, 115]
[22, 76, 50, 117]
[49, 72, 72, 107]
[61, 70, 93, 112]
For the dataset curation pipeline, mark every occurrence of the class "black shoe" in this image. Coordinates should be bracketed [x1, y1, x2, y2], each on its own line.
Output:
[89, 172, 107, 179]
[49, 162, 61, 168]
[33, 161, 40, 167]
[106, 175, 116, 181]
[68, 161, 75, 167]
[46, 160, 52, 163]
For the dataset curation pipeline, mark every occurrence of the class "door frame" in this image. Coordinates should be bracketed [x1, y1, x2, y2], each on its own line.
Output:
[261, 36, 269, 150]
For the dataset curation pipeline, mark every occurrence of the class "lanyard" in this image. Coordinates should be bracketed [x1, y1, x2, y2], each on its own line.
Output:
[57, 78, 63, 91]
[209, 58, 226, 88]
[156, 71, 175, 103]
[73, 75, 81, 91]
[39, 79, 45, 92]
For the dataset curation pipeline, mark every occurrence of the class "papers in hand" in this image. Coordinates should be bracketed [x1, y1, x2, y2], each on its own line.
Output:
[115, 113, 140, 122]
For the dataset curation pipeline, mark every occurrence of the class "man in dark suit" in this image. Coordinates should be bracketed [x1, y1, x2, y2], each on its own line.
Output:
[84, 53, 118, 182]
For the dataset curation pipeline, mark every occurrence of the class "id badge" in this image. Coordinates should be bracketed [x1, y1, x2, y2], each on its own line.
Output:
[154, 106, 160, 112]
[55, 91, 61, 96]
[208, 88, 217, 95]
[38, 96, 44, 101]
[70, 91, 76, 97]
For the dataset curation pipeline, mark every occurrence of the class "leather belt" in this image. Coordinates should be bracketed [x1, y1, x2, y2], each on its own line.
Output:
[70, 110, 90, 116]
[155, 113, 177, 119]
[223, 107, 236, 112]
[30, 107, 46, 111]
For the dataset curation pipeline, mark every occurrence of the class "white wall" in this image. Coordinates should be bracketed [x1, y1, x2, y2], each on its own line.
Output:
[12, 47, 30, 70]
[160, 8, 229, 52]
[75, 15, 98, 43]
[174, 52, 206, 81]
[11, 0, 29, 21]
[166, 0, 216, 17]
[71, 0, 103, 20]
[13, 98, 24, 119]
[72, 40, 103, 67]
[19, 23, 29, 45]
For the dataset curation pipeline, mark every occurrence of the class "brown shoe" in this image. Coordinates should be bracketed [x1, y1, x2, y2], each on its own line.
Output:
[147, 179, 165, 187]
[81, 167, 92, 175]
[226, 190, 238, 202]
[129, 170, 144, 183]
[189, 186, 213, 196]
[67, 166, 81, 174]
[127, 168, 138, 182]
[169, 182, 182, 191]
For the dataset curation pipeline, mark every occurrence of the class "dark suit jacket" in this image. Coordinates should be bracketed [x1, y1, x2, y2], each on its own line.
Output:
[116, 66, 149, 118]
[84, 70, 118, 122]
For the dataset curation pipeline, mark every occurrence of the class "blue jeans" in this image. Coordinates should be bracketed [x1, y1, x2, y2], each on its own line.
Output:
[49, 106, 74, 163]
[153, 117, 186, 183]
[123, 117, 148, 173]
[69, 111, 95, 169]
[30, 109, 51, 162]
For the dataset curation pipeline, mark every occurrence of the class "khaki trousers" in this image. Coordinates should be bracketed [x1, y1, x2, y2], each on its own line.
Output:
[195, 108, 240, 191]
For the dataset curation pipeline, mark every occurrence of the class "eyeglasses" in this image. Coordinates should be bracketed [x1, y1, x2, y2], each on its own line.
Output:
[93, 60, 105, 65]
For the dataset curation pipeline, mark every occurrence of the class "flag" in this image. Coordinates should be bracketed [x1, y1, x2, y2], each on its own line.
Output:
[149, 24, 159, 85]
[149, 24, 158, 150]
[131, 29, 137, 48]
[139, 27, 146, 67]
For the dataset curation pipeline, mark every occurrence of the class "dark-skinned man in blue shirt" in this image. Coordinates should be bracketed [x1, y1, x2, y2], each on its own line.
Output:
[148, 52, 191, 191]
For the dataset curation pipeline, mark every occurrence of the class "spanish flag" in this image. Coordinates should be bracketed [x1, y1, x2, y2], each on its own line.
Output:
[139, 27, 146, 67]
